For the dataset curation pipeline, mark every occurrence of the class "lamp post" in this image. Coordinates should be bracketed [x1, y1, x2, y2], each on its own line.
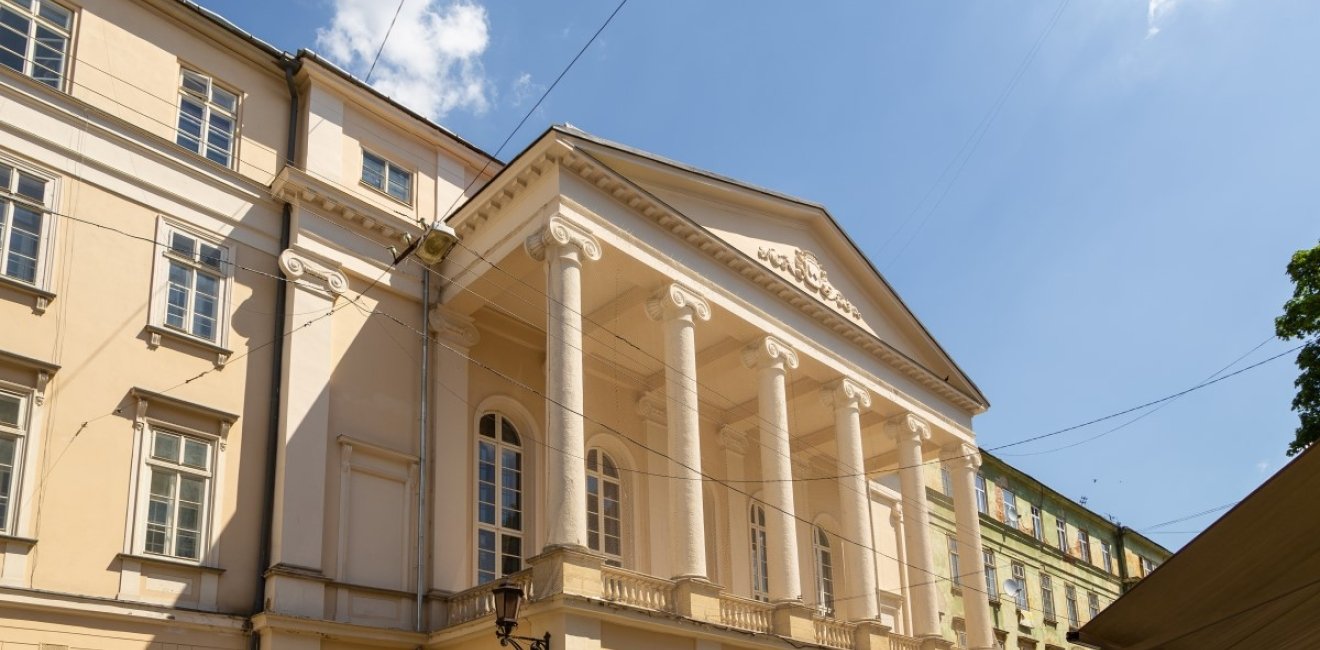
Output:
[492, 581, 550, 650]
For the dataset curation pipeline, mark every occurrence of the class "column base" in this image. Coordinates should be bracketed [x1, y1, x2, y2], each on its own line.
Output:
[852, 620, 894, 650]
[529, 544, 604, 599]
[673, 576, 723, 623]
[771, 601, 816, 642]
[919, 636, 955, 650]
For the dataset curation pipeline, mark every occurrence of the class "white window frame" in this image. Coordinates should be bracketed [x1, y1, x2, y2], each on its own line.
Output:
[148, 218, 233, 350]
[1030, 505, 1043, 542]
[1010, 560, 1028, 609]
[1101, 540, 1113, 573]
[974, 474, 988, 514]
[1002, 487, 1019, 528]
[175, 67, 240, 168]
[812, 525, 835, 615]
[983, 548, 999, 601]
[750, 502, 769, 602]
[0, 155, 58, 293]
[585, 447, 622, 567]
[133, 425, 215, 561]
[1040, 573, 1056, 622]
[1078, 529, 1092, 563]
[0, 386, 31, 535]
[1065, 583, 1079, 628]
[0, 0, 73, 90]
[947, 535, 961, 587]
[360, 149, 413, 204]
[1056, 518, 1069, 553]
[475, 412, 525, 585]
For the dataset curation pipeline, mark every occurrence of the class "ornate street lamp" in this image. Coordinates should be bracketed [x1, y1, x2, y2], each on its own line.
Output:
[492, 581, 550, 650]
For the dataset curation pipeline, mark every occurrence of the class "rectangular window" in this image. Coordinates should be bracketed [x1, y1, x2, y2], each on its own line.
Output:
[1056, 519, 1068, 553]
[940, 466, 952, 496]
[0, 0, 71, 89]
[141, 428, 213, 560]
[361, 150, 412, 203]
[1140, 556, 1158, 576]
[1040, 574, 1056, 622]
[1078, 529, 1092, 563]
[176, 69, 239, 167]
[750, 504, 769, 602]
[983, 549, 998, 601]
[1030, 505, 1043, 541]
[1011, 560, 1028, 609]
[1002, 487, 1019, 527]
[1065, 584, 1079, 628]
[974, 474, 988, 514]
[1101, 541, 1113, 574]
[0, 160, 53, 286]
[947, 535, 961, 587]
[154, 223, 229, 344]
[0, 389, 28, 533]
[1088, 592, 1100, 620]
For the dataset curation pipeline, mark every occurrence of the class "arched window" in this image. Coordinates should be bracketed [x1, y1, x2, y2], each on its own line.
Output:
[476, 413, 523, 584]
[750, 503, 769, 601]
[813, 526, 836, 615]
[586, 448, 622, 566]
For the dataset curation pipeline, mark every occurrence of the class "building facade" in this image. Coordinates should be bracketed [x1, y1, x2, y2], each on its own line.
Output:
[0, 2, 1160, 650]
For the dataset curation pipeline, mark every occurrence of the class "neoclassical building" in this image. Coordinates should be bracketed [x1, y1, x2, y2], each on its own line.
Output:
[0, 2, 1152, 650]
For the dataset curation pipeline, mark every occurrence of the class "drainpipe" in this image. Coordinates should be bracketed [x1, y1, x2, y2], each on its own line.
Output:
[416, 268, 430, 630]
[253, 53, 301, 636]
[1115, 525, 1131, 593]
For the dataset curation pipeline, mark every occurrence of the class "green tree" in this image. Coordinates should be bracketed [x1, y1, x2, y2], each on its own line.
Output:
[1276, 240, 1320, 456]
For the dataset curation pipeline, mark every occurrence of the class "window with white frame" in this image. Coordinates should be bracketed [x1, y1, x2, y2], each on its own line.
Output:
[139, 427, 214, 560]
[0, 389, 29, 533]
[947, 535, 961, 587]
[813, 526, 835, 615]
[1010, 560, 1028, 609]
[1140, 556, 1158, 577]
[0, 0, 71, 89]
[361, 150, 412, 203]
[1088, 592, 1100, 620]
[153, 222, 229, 345]
[476, 413, 523, 584]
[940, 466, 952, 496]
[1030, 505, 1043, 542]
[1078, 529, 1092, 564]
[974, 473, 988, 514]
[983, 548, 998, 600]
[750, 503, 769, 602]
[176, 69, 239, 167]
[1056, 518, 1068, 553]
[1101, 541, 1113, 574]
[0, 160, 53, 286]
[585, 448, 621, 566]
[1040, 573, 1056, 621]
[1002, 487, 1019, 528]
[1065, 583, 1079, 628]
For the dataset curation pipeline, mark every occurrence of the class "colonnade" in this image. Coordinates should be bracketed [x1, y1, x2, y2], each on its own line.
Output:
[524, 215, 993, 646]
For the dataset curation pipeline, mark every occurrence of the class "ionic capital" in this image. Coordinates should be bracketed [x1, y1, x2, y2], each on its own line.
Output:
[718, 426, 749, 455]
[645, 282, 711, 323]
[524, 216, 602, 263]
[429, 306, 480, 348]
[741, 335, 799, 372]
[279, 248, 347, 295]
[940, 443, 982, 471]
[636, 389, 667, 423]
[884, 412, 931, 444]
[821, 377, 872, 412]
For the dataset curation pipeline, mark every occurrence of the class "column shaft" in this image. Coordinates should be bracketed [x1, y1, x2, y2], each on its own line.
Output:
[824, 379, 879, 620]
[744, 337, 802, 603]
[888, 414, 940, 638]
[948, 445, 995, 650]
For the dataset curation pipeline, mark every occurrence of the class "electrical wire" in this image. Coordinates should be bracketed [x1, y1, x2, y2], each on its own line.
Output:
[365, 0, 407, 84]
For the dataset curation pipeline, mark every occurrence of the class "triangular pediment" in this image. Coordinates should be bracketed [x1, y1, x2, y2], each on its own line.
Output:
[558, 127, 986, 410]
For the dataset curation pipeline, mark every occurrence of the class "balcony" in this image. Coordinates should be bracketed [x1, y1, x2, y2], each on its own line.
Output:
[434, 546, 943, 650]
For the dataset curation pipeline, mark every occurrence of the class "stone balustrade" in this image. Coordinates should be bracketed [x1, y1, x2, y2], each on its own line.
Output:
[887, 633, 922, 650]
[717, 594, 775, 634]
[445, 569, 534, 626]
[815, 617, 856, 649]
[601, 565, 676, 612]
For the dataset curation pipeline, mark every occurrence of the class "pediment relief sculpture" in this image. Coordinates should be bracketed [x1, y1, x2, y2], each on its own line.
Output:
[756, 246, 862, 320]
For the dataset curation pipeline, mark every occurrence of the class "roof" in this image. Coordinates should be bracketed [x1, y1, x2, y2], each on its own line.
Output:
[1073, 442, 1320, 649]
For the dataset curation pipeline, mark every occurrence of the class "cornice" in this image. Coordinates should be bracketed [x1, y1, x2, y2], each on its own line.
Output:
[448, 137, 986, 415]
[271, 166, 417, 246]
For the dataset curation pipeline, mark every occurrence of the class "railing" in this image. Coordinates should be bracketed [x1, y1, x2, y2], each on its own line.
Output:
[600, 566, 676, 613]
[813, 618, 854, 649]
[888, 633, 921, 650]
[718, 594, 774, 634]
[446, 570, 534, 626]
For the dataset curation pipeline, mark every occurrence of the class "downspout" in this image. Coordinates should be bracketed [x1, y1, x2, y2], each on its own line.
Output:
[1115, 525, 1131, 593]
[416, 267, 430, 631]
[253, 53, 301, 633]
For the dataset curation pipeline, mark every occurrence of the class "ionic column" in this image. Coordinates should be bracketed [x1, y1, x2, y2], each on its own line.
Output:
[884, 413, 940, 638]
[944, 443, 994, 650]
[525, 216, 601, 549]
[822, 378, 879, 621]
[742, 336, 802, 602]
[646, 283, 712, 579]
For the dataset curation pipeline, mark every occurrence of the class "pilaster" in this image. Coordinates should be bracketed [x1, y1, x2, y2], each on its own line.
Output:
[430, 307, 479, 594]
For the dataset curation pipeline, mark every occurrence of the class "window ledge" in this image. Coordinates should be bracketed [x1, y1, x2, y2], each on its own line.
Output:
[144, 324, 231, 367]
[0, 275, 54, 314]
[0, 533, 37, 548]
[117, 552, 224, 574]
[358, 180, 414, 210]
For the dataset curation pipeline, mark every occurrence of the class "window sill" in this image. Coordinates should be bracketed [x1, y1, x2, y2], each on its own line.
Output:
[0, 274, 54, 314]
[358, 180, 414, 210]
[0, 533, 37, 548]
[117, 552, 224, 574]
[144, 324, 231, 367]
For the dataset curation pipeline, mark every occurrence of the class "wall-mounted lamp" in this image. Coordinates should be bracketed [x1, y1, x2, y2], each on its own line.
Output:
[492, 581, 550, 650]
[394, 220, 459, 265]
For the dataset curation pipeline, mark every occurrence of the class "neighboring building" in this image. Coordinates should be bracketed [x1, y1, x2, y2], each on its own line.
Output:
[927, 452, 1170, 650]
[0, 2, 1159, 650]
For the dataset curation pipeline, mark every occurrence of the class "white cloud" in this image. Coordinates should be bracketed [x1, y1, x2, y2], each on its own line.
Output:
[1255, 460, 1270, 475]
[509, 72, 542, 108]
[1147, 0, 1220, 38]
[317, 0, 492, 119]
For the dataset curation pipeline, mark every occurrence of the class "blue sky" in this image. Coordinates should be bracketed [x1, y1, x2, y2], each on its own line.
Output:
[207, 0, 1319, 550]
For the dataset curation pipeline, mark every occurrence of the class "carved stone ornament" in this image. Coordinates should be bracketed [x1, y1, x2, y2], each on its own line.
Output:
[430, 306, 480, 348]
[645, 282, 712, 322]
[883, 412, 931, 443]
[821, 377, 872, 412]
[278, 249, 348, 295]
[741, 335, 800, 371]
[524, 216, 602, 262]
[756, 246, 862, 320]
[636, 389, 667, 423]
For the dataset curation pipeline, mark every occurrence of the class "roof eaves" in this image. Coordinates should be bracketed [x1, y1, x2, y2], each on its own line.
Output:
[172, 0, 286, 60]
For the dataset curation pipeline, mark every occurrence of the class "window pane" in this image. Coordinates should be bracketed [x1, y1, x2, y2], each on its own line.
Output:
[479, 414, 495, 438]
[182, 438, 209, 469]
[5, 204, 41, 282]
[175, 529, 198, 559]
[181, 70, 208, 97]
[0, 436, 15, 531]
[198, 242, 223, 269]
[361, 152, 385, 190]
[152, 432, 181, 463]
[0, 165, 10, 189]
[500, 419, 520, 445]
[30, 24, 62, 85]
[500, 534, 521, 575]
[387, 165, 411, 202]
[15, 172, 44, 202]
[37, 1, 70, 30]
[0, 8, 29, 76]
[210, 86, 237, 113]
[0, 393, 20, 427]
